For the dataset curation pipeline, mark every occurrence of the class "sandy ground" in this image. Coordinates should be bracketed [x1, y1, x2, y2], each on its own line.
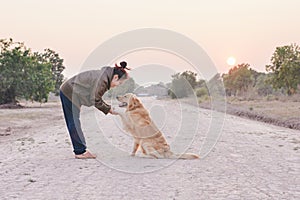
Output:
[0, 98, 299, 200]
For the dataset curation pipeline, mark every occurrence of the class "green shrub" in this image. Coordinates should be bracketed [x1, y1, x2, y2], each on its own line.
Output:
[195, 87, 208, 97]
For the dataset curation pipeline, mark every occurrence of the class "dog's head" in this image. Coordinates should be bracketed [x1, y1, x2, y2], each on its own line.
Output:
[116, 93, 142, 111]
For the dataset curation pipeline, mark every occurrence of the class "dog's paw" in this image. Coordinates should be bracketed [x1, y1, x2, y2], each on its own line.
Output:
[112, 106, 123, 115]
[130, 153, 136, 157]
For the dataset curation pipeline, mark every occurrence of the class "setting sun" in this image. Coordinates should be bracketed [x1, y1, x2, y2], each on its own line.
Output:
[227, 56, 236, 66]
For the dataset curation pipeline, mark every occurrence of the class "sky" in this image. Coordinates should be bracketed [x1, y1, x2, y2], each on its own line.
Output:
[1, 0, 299, 84]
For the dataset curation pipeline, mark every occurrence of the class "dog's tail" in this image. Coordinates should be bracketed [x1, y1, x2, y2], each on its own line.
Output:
[172, 153, 199, 159]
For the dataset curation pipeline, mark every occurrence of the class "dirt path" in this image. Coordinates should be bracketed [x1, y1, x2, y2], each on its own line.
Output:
[0, 98, 299, 199]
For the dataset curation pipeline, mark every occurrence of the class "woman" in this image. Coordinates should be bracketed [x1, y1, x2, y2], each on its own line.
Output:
[60, 61, 130, 159]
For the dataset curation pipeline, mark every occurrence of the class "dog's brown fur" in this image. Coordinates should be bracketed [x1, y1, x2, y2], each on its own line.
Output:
[115, 93, 199, 159]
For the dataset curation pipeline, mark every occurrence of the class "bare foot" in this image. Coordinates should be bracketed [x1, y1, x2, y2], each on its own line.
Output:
[75, 150, 97, 159]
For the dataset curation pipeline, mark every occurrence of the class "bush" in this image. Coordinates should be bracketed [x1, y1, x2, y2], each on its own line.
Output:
[0, 38, 64, 104]
[195, 87, 208, 97]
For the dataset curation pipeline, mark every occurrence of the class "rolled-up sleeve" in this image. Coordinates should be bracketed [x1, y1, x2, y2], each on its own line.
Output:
[94, 82, 111, 115]
[95, 97, 111, 114]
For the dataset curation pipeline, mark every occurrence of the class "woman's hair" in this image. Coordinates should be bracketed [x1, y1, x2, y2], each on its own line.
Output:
[113, 61, 130, 80]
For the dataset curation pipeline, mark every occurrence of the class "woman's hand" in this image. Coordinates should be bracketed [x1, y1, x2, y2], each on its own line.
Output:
[109, 107, 118, 115]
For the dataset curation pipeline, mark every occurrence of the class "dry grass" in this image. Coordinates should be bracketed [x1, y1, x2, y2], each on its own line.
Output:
[228, 99, 300, 120]
[198, 94, 300, 130]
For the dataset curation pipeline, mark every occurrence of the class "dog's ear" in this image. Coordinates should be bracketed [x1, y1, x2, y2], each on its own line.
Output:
[128, 95, 141, 111]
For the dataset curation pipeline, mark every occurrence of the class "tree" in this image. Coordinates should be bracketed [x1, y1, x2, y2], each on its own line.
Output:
[169, 77, 189, 98]
[25, 57, 55, 103]
[207, 73, 225, 97]
[266, 43, 300, 95]
[196, 79, 206, 88]
[222, 63, 253, 96]
[0, 39, 34, 104]
[38, 49, 65, 95]
[0, 38, 59, 105]
[180, 71, 197, 89]
[169, 71, 197, 99]
[195, 87, 208, 97]
[254, 73, 274, 96]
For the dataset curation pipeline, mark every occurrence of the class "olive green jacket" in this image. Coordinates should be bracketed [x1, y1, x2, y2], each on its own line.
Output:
[60, 67, 113, 114]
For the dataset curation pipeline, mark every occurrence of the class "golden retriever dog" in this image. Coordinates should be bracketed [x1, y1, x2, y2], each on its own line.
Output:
[115, 93, 199, 159]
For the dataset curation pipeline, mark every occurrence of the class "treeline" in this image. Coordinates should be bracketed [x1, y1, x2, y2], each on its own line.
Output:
[224, 43, 300, 97]
[169, 43, 300, 99]
[108, 43, 300, 100]
[223, 64, 274, 97]
[1, 38, 298, 105]
[0, 38, 65, 105]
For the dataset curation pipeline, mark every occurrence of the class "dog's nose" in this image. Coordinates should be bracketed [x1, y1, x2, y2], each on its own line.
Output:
[116, 95, 120, 100]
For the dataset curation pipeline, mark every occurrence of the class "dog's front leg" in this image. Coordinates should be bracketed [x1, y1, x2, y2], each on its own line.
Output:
[113, 108, 130, 130]
[131, 140, 139, 156]
[112, 106, 124, 116]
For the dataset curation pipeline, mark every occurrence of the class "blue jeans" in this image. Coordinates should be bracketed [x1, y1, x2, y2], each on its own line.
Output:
[60, 91, 86, 155]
